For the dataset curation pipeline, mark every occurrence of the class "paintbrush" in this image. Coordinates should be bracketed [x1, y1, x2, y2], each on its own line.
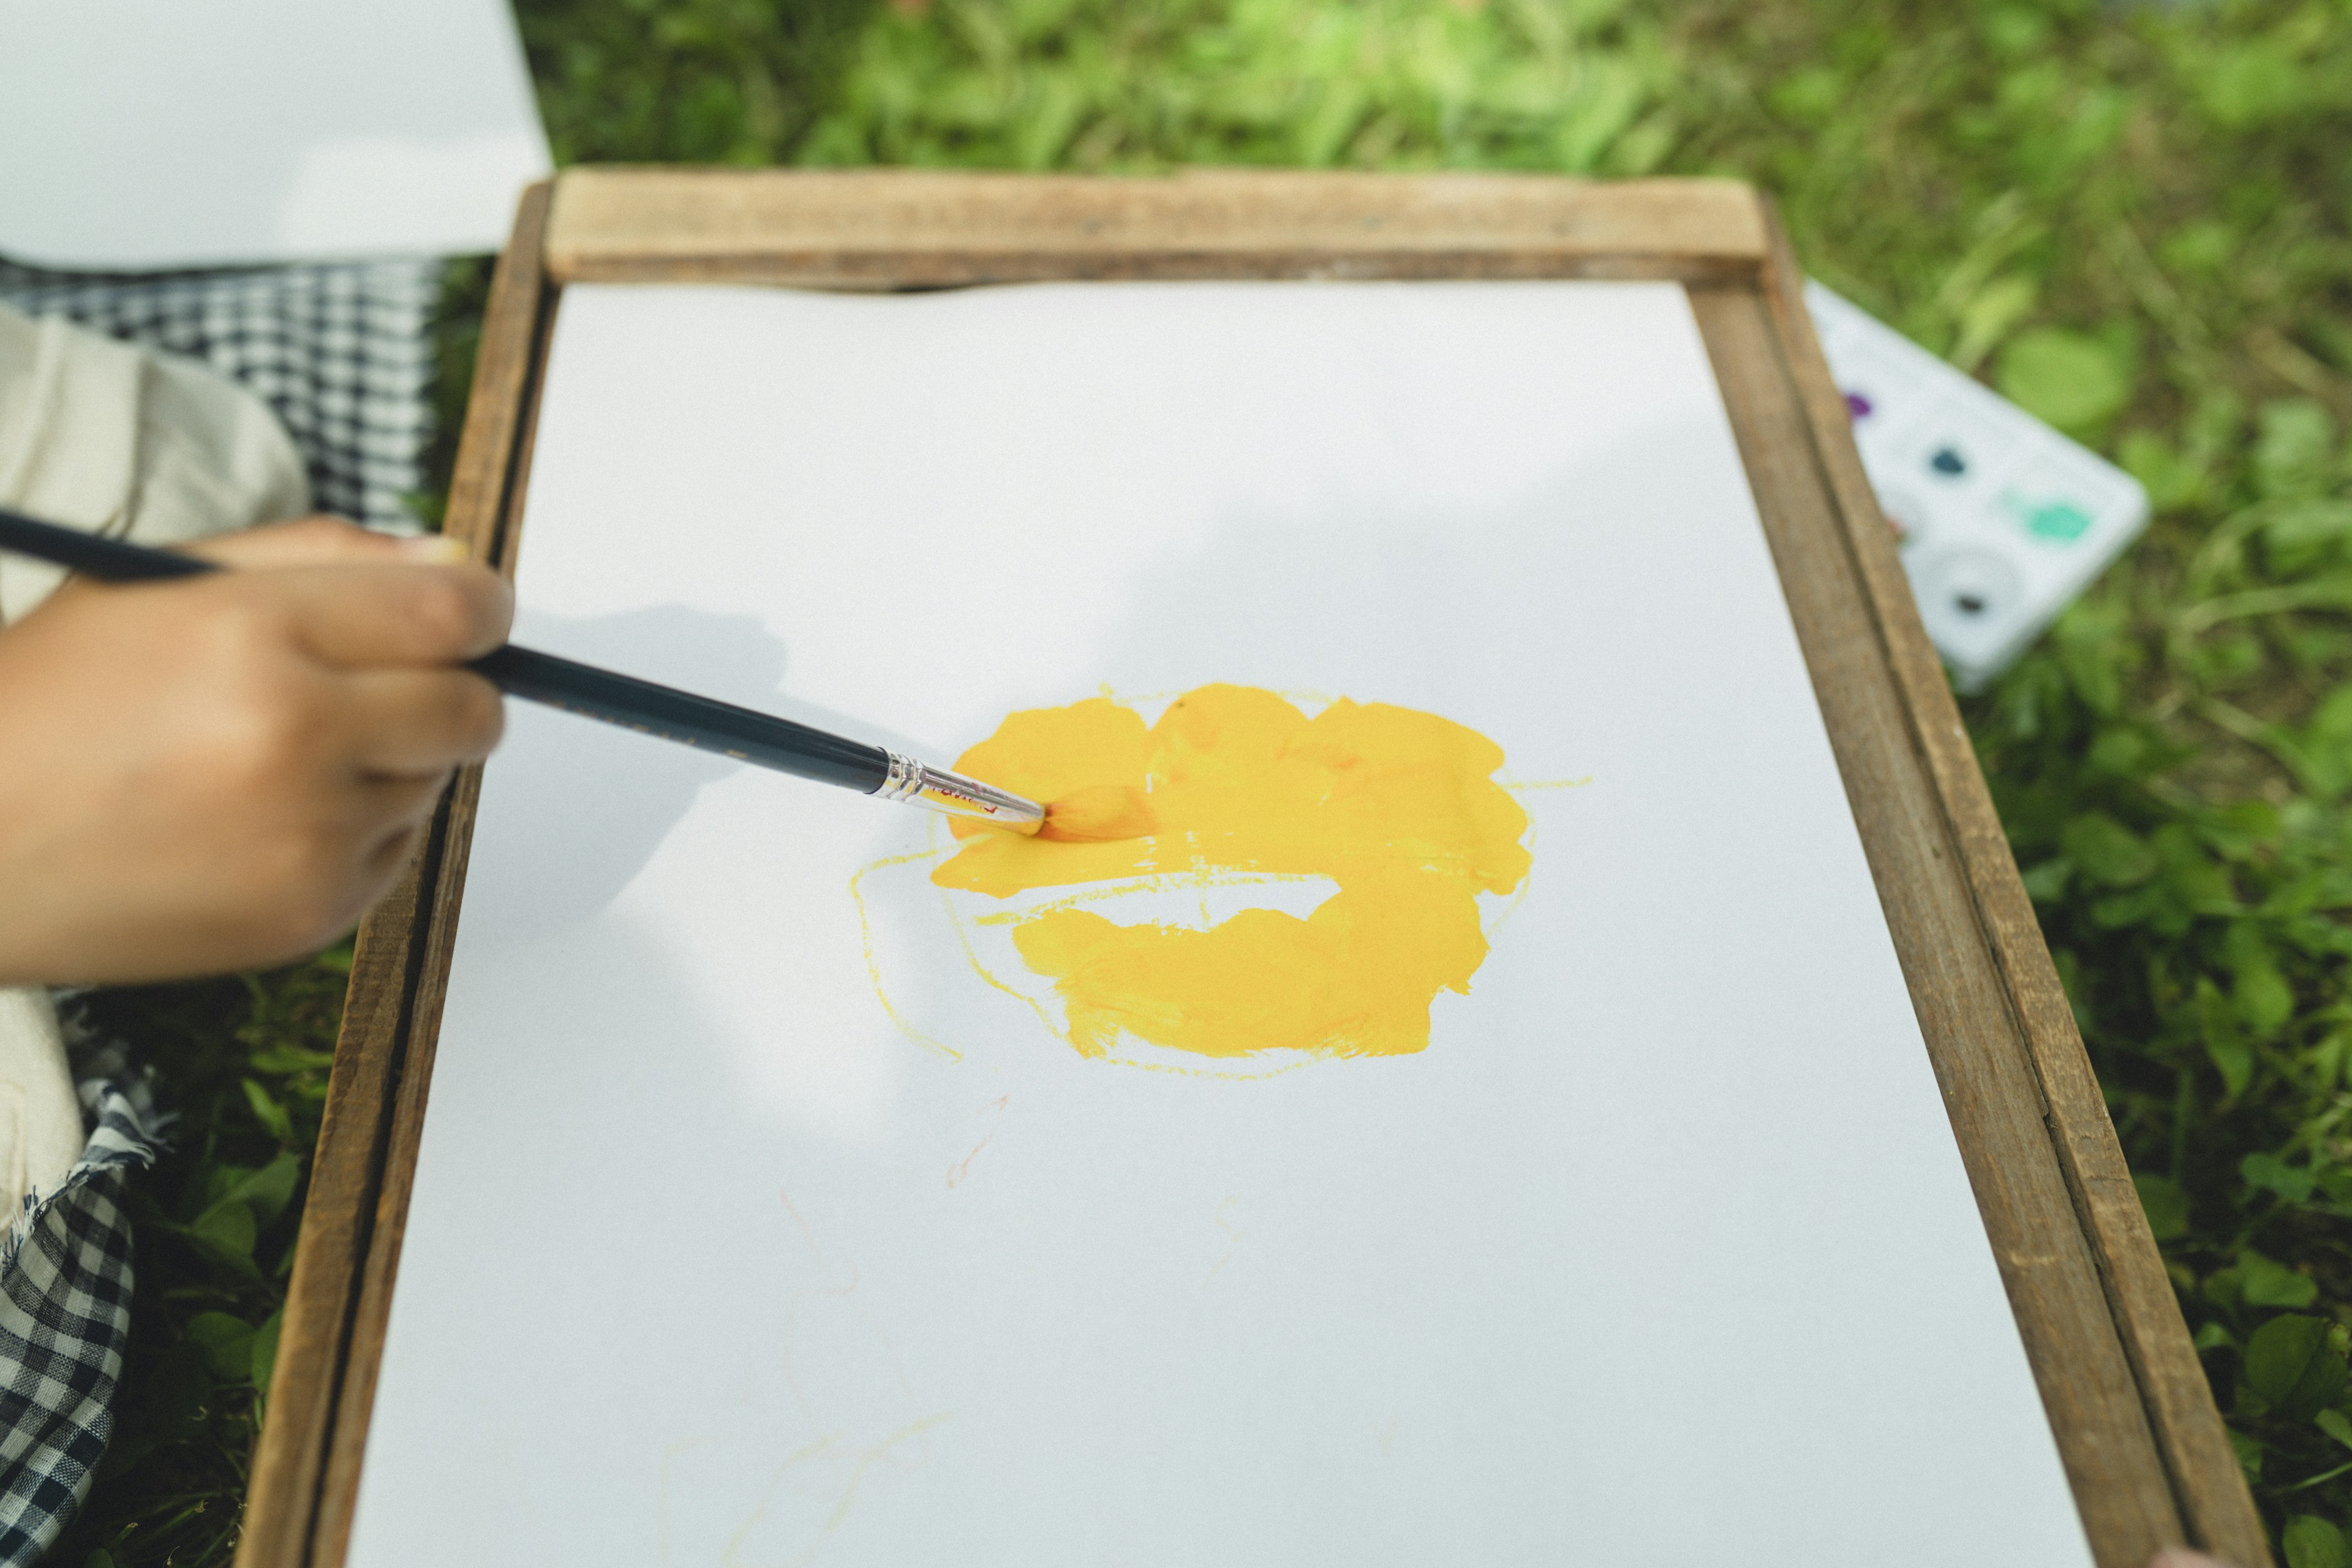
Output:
[0, 507, 1153, 841]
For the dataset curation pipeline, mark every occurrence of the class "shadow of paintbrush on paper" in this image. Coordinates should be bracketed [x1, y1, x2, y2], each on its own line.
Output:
[474, 605, 1161, 940]
[481, 606, 785, 929]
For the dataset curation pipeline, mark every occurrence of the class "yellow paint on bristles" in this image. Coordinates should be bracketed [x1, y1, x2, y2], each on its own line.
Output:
[1037, 784, 1157, 843]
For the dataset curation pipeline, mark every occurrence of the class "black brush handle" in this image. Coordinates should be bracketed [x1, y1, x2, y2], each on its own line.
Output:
[0, 507, 892, 794]
[0, 510, 214, 582]
[469, 644, 887, 789]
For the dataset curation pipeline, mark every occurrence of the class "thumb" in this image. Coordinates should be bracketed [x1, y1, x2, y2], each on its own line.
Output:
[2149, 1551, 2237, 1568]
[181, 516, 472, 571]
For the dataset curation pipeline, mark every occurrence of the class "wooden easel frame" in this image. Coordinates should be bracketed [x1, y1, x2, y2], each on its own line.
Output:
[235, 170, 2266, 1568]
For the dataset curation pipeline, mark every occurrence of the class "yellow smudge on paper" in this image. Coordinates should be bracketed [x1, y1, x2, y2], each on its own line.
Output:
[932, 684, 1531, 1061]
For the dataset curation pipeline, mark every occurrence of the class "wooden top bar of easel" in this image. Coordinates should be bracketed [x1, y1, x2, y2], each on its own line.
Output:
[545, 167, 1771, 287]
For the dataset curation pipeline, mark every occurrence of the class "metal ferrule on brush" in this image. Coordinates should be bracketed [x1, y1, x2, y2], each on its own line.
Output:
[876, 751, 1046, 834]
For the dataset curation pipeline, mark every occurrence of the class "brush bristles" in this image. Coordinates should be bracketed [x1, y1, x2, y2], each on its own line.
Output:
[1038, 785, 1156, 843]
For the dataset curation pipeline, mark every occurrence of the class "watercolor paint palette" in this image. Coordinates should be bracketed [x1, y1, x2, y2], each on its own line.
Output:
[1805, 283, 2148, 690]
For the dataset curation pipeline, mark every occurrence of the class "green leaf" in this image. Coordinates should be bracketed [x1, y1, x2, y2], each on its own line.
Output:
[2312, 687, 2352, 744]
[1950, 274, 2038, 373]
[2135, 1172, 2190, 1240]
[2199, 978, 2254, 1098]
[2317, 1032, 2352, 1096]
[246, 1044, 336, 1076]
[2286, 1516, 2352, 1568]
[2061, 812, 2158, 887]
[1766, 66, 1840, 127]
[1553, 56, 1646, 172]
[2159, 219, 2237, 277]
[2162, 853, 2237, 914]
[183, 1311, 256, 1382]
[2256, 399, 2337, 500]
[188, 1200, 257, 1265]
[2230, 1425, 2265, 1481]
[2201, 801, 2282, 859]
[2056, 619, 2126, 714]
[2297, 686, 2352, 799]
[2244, 1314, 2347, 1418]
[2089, 727, 2152, 778]
[214, 1150, 303, 1229]
[243, 1078, 296, 1145]
[2093, 887, 2163, 930]
[1982, 7, 2048, 58]
[2244, 1152, 2317, 1204]
[2200, 42, 2306, 129]
[2235, 956, 2296, 1040]
[2241, 1250, 2323, 1310]
[2316, 1407, 2352, 1452]
[199, 1160, 257, 1212]
[2266, 500, 2352, 573]
[1996, 327, 2133, 435]
[2117, 430, 2204, 512]
[2020, 860, 2072, 902]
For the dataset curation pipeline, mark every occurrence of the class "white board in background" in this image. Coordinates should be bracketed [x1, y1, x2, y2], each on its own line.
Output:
[0, 0, 549, 268]
[346, 281, 2094, 1567]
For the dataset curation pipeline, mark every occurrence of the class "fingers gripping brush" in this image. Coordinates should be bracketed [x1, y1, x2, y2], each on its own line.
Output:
[0, 508, 1156, 841]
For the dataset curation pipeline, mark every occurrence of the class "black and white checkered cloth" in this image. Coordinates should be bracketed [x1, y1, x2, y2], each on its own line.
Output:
[0, 257, 440, 530]
[0, 1032, 160, 1565]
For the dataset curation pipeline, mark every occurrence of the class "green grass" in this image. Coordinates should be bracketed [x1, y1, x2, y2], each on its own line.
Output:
[55, 1, 2352, 1562]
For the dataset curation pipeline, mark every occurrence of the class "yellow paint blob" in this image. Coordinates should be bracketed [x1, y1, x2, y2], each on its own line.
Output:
[932, 684, 1531, 1061]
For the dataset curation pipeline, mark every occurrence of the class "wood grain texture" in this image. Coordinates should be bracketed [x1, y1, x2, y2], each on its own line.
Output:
[252, 170, 2252, 1567]
[544, 167, 1769, 287]
[236, 181, 557, 1568]
[1689, 277, 2182, 1565]
[309, 181, 560, 1568]
[1744, 206, 2272, 1567]
[232, 852, 431, 1568]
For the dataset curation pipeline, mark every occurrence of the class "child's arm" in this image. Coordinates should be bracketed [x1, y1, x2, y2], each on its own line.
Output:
[0, 516, 513, 985]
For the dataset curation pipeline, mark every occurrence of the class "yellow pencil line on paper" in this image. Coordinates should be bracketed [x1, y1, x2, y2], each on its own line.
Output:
[656, 1434, 717, 1567]
[813, 1413, 956, 1556]
[1099, 1050, 1315, 1083]
[848, 853, 959, 1061]
[937, 881, 1061, 1036]
[719, 1433, 845, 1568]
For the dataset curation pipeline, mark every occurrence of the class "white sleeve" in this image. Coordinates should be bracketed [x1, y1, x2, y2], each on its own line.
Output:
[0, 301, 311, 623]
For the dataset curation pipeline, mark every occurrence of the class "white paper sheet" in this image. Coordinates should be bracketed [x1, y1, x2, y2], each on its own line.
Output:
[347, 281, 2094, 1566]
[0, 0, 549, 267]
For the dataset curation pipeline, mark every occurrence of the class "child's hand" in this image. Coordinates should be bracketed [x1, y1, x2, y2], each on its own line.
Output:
[0, 517, 513, 985]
